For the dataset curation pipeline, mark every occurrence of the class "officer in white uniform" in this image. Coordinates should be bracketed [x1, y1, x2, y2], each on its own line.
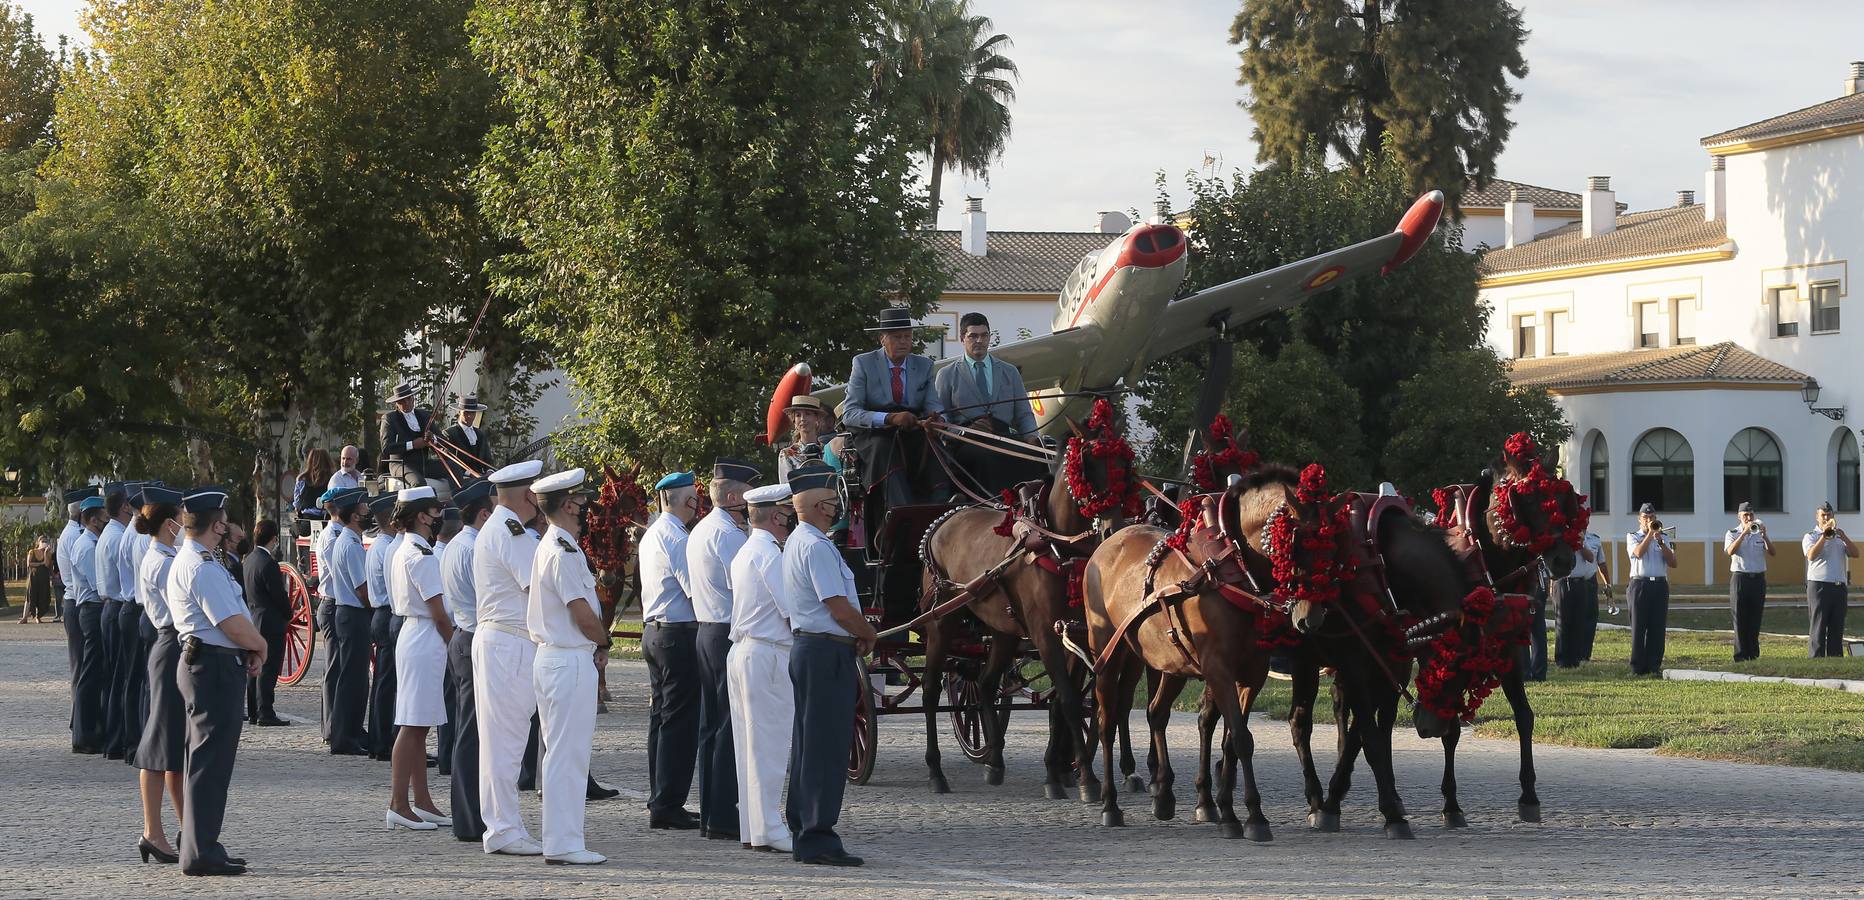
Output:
[527, 467, 607, 865]
[444, 478, 495, 842]
[386, 486, 455, 831]
[324, 488, 373, 754]
[727, 482, 796, 853]
[166, 488, 268, 876]
[640, 470, 703, 829]
[782, 466, 878, 866]
[471, 459, 547, 856]
[688, 458, 760, 839]
[70, 495, 109, 753]
[366, 493, 403, 759]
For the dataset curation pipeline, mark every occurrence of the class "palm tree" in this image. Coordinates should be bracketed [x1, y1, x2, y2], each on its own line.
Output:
[876, 0, 1018, 226]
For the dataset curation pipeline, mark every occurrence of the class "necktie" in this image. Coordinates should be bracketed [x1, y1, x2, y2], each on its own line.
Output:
[972, 359, 989, 399]
[890, 364, 904, 405]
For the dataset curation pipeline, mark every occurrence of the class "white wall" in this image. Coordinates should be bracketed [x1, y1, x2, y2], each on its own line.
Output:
[1460, 211, 1580, 252]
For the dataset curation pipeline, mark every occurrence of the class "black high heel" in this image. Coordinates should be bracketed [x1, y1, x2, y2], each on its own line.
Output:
[138, 837, 178, 864]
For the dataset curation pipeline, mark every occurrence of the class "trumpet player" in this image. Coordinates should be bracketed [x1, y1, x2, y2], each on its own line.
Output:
[1724, 501, 1774, 661]
[1628, 502, 1678, 676]
[1802, 501, 1856, 658]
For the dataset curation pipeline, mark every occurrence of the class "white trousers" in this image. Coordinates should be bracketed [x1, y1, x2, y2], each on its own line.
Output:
[473, 627, 538, 852]
[727, 639, 793, 847]
[534, 646, 596, 857]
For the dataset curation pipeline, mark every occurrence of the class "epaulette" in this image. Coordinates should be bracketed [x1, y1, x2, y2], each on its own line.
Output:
[199, 551, 213, 561]
[506, 518, 524, 536]
[557, 536, 579, 554]
[418, 545, 433, 556]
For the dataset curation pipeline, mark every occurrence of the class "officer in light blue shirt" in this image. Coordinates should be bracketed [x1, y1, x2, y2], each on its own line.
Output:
[640, 471, 705, 829]
[69, 496, 109, 753]
[366, 492, 404, 759]
[324, 488, 373, 755]
[164, 488, 266, 875]
[687, 458, 760, 838]
[57, 489, 88, 679]
[441, 477, 495, 841]
[780, 466, 876, 867]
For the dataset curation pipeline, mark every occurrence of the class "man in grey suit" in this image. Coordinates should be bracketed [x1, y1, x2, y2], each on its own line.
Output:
[842, 306, 948, 509]
[934, 312, 1043, 495]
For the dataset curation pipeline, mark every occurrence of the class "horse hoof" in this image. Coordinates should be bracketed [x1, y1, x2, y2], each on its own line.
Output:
[1308, 811, 1340, 832]
[1443, 810, 1468, 829]
[985, 766, 1004, 787]
[1152, 793, 1175, 821]
[1384, 821, 1415, 841]
[1080, 782, 1101, 804]
[1518, 802, 1542, 824]
[1101, 809, 1124, 827]
[1243, 821, 1273, 843]
[1219, 820, 1244, 840]
[1194, 804, 1219, 824]
[1123, 774, 1147, 794]
[1043, 782, 1067, 801]
[929, 773, 950, 794]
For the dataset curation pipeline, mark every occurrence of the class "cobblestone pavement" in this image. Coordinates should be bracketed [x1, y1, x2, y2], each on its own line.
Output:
[3, 620, 1862, 898]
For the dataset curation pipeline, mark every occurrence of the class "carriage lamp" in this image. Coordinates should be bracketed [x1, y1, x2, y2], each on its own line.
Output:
[1802, 378, 1847, 421]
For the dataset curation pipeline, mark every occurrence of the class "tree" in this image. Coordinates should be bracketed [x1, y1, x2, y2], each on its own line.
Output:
[1231, 0, 1528, 209]
[0, 1, 60, 151]
[472, 0, 946, 472]
[1139, 146, 1566, 494]
[875, 0, 1018, 223]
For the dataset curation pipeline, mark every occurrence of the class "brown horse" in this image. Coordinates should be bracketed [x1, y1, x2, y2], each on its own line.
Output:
[1082, 466, 1330, 839]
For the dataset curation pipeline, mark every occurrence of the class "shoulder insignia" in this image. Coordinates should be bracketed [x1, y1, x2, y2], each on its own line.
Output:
[557, 536, 579, 553]
[199, 551, 213, 561]
[418, 545, 433, 556]
[506, 518, 525, 536]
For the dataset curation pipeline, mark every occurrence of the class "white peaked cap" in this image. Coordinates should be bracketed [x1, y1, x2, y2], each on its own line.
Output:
[532, 467, 587, 495]
[744, 484, 793, 506]
[397, 486, 437, 503]
[488, 459, 545, 485]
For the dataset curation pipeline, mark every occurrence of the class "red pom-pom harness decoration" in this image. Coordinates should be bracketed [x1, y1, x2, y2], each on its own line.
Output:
[1189, 414, 1260, 492]
[580, 466, 650, 571]
[1064, 398, 1143, 521]
[1413, 587, 1533, 722]
[1486, 432, 1590, 556]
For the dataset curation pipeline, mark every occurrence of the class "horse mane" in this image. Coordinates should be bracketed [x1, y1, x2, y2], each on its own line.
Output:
[1231, 463, 1300, 495]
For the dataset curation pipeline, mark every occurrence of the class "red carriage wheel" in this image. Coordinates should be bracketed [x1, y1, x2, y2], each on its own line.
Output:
[945, 670, 992, 763]
[276, 563, 316, 687]
[847, 656, 878, 785]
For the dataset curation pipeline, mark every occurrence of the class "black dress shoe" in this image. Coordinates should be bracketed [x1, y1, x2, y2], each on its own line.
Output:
[701, 828, 740, 841]
[330, 744, 370, 756]
[649, 810, 701, 830]
[800, 850, 864, 867]
[518, 779, 536, 792]
[587, 783, 620, 801]
[256, 716, 291, 727]
[181, 861, 246, 876]
[72, 744, 102, 755]
[105, 749, 126, 760]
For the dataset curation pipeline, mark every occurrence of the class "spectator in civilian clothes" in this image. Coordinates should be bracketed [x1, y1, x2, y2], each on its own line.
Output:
[1803, 501, 1856, 658]
[1724, 502, 1774, 661]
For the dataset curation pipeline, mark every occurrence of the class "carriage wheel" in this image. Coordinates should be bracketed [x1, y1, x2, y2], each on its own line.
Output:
[848, 657, 878, 785]
[277, 563, 316, 687]
[945, 670, 992, 763]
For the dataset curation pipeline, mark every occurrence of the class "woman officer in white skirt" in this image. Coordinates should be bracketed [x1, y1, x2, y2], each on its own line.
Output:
[385, 486, 455, 830]
[131, 486, 187, 863]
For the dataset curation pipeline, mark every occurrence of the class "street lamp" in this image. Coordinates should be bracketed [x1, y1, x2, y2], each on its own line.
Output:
[264, 412, 288, 526]
[1802, 377, 1847, 421]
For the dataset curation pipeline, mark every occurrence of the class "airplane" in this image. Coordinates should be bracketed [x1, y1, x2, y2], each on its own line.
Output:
[763, 189, 1445, 442]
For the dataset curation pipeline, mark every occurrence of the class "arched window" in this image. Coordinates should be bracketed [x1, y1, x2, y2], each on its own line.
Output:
[1839, 432, 1860, 513]
[1632, 428, 1694, 512]
[1587, 433, 1609, 513]
[1723, 428, 1783, 512]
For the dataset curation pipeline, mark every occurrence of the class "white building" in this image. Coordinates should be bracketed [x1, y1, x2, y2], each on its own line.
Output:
[1479, 61, 1864, 587]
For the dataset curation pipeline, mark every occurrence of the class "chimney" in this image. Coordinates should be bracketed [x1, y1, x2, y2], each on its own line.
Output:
[1149, 200, 1172, 226]
[1675, 190, 1695, 207]
[1846, 61, 1864, 96]
[1582, 176, 1615, 239]
[1704, 156, 1726, 221]
[1504, 187, 1535, 249]
[960, 196, 986, 257]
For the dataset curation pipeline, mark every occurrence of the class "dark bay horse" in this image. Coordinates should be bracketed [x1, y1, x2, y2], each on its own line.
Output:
[581, 467, 651, 711]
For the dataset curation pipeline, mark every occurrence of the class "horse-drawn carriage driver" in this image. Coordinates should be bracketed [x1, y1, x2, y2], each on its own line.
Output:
[841, 306, 950, 511]
[932, 311, 1043, 496]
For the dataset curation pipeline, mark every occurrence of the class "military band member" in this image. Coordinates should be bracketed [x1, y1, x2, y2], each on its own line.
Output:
[314, 487, 345, 743]
[97, 482, 131, 758]
[471, 459, 547, 857]
[444, 396, 494, 473]
[70, 495, 109, 754]
[166, 488, 268, 876]
[1803, 501, 1857, 657]
[324, 488, 373, 755]
[640, 470, 703, 830]
[386, 486, 454, 831]
[131, 486, 185, 865]
[58, 488, 89, 681]
[1724, 501, 1773, 661]
[727, 482, 796, 853]
[443, 478, 495, 842]
[689, 458, 761, 840]
[526, 467, 607, 865]
[1627, 503, 1677, 676]
[783, 465, 877, 866]
[382, 382, 436, 488]
[366, 492, 403, 760]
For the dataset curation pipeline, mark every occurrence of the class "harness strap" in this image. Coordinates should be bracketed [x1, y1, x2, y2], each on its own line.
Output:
[1333, 597, 1418, 708]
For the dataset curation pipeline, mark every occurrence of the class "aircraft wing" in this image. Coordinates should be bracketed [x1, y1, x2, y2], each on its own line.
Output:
[799, 323, 1102, 413]
[1148, 190, 1444, 359]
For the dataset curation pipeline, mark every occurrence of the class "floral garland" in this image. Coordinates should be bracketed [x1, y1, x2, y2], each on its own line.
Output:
[1490, 432, 1590, 554]
[1414, 586, 1532, 722]
[1063, 398, 1143, 520]
[581, 465, 649, 571]
[993, 489, 1019, 537]
[1262, 463, 1357, 611]
[1189, 414, 1260, 491]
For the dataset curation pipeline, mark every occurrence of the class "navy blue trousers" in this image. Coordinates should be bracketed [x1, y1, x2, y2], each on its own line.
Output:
[787, 635, 854, 860]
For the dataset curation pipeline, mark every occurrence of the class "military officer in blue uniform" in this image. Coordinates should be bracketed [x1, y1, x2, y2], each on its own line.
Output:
[366, 492, 404, 759]
[688, 458, 761, 840]
[442, 478, 495, 841]
[96, 481, 132, 758]
[324, 488, 373, 755]
[58, 488, 90, 681]
[640, 470, 703, 830]
[166, 488, 269, 876]
[70, 495, 109, 753]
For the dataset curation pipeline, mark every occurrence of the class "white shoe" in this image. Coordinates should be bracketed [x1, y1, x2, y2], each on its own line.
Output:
[413, 808, 453, 827]
[491, 837, 544, 856]
[768, 836, 794, 853]
[386, 810, 437, 831]
[545, 849, 607, 866]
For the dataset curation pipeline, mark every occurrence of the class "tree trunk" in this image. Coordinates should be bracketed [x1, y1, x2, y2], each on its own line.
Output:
[927, 143, 947, 227]
[1355, 0, 1388, 167]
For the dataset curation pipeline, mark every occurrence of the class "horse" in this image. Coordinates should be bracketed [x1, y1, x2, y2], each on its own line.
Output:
[1082, 465, 1334, 840]
[580, 467, 651, 712]
[916, 397, 1142, 800]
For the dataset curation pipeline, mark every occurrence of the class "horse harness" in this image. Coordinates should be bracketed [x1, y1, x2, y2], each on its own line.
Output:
[906, 481, 1097, 642]
[1434, 482, 1540, 596]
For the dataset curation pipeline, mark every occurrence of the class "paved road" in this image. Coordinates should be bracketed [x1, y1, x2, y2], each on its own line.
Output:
[2, 620, 1861, 898]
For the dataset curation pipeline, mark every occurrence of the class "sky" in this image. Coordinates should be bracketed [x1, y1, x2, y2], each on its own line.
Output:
[15, 0, 1864, 230]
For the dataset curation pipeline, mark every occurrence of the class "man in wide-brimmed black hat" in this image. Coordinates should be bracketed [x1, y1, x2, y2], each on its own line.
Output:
[841, 305, 949, 500]
[381, 382, 437, 489]
[444, 395, 495, 477]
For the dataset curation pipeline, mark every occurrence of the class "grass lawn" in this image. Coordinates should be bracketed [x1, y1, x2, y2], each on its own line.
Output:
[1596, 603, 1864, 641]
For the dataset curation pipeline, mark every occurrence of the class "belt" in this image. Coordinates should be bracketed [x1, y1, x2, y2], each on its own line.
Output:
[1632, 576, 1667, 582]
[183, 637, 243, 658]
[794, 629, 856, 646]
[741, 634, 792, 650]
[158, 626, 179, 637]
[538, 643, 596, 653]
[480, 621, 533, 641]
[645, 620, 700, 630]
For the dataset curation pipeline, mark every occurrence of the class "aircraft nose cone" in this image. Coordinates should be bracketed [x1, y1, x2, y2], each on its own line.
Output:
[1119, 223, 1187, 268]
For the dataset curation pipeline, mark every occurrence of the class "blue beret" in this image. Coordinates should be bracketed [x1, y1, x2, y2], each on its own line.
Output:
[317, 487, 342, 505]
[78, 496, 106, 512]
[654, 472, 695, 491]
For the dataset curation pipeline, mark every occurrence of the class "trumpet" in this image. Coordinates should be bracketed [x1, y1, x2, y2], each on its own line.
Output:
[1659, 525, 1678, 538]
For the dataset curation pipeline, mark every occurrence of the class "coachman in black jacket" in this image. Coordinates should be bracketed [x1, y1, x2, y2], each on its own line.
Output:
[381, 382, 435, 487]
[243, 522, 292, 726]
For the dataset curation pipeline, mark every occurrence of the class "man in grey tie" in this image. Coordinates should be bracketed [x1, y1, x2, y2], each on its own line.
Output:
[933, 312, 1041, 495]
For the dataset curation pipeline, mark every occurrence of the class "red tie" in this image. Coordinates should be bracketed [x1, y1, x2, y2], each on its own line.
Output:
[890, 364, 905, 405]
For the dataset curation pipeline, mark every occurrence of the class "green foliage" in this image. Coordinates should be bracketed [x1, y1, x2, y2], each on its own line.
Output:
[1138, 147, 1566, 494]
[0, 2, 60, 151]
[472, 0, 946, 473]
[1230, 0, 1529, 209]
